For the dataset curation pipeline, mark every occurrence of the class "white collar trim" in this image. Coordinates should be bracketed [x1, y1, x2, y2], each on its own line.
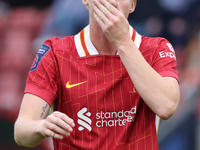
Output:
[75, 25, 142, 57]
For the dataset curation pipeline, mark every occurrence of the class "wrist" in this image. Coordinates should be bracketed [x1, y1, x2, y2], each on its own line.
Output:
[35, 120, 46, 137]
[117, 39, 137, 55]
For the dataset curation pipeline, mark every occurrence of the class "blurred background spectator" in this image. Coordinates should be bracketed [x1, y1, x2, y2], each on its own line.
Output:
[0, 0, 200, 149]
[0, 0, 53, 149]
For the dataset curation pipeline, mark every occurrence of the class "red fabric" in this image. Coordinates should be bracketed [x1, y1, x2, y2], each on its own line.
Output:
[24, 28, 178, 150]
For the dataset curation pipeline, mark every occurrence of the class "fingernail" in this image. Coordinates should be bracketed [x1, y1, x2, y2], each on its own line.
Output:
[66, 133, 70, 136]
[69, 127, 73, 132]
[71, 122, 75, 127]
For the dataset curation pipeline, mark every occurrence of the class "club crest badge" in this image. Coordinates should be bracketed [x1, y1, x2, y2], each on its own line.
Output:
[30, 44, 50, 72]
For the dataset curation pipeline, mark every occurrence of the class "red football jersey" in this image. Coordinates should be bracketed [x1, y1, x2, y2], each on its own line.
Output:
[25, 25, 178, 150]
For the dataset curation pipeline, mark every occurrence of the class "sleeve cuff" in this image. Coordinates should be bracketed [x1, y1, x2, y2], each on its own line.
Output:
[159, 71, 179, 83]
[24, 83, 56, 106]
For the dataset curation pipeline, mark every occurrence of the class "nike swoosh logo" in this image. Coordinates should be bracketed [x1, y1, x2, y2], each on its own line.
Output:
[66, 81, 87, 89]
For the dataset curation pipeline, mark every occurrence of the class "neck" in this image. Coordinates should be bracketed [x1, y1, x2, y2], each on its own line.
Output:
[89, 22, 117, 55]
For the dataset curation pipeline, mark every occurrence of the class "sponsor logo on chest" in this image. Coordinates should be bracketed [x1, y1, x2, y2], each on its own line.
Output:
[77, 107, 137, 132]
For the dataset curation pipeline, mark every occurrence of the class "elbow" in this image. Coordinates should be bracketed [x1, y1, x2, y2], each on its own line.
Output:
[14, 133, 35, 148]
[14, 138, 34, 148]
[14, 129, 36, 148]
[14, 123, 23, 147]
[14, 137, 23, 147]
[158, 111, 173, 120]
[14, 121, 30, 147]
[14, 120, 44, 148]
[14, 134, 22, 147]
[157, 99, 179, 120]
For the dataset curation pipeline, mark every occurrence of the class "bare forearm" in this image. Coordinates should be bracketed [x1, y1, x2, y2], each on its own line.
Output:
[14, 118, 45, 147]
[117, 40, 179, 119]
[14, 94, 75, 148]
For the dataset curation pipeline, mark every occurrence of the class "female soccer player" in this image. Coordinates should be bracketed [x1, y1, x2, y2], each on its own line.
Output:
[14, 0, 180, 149]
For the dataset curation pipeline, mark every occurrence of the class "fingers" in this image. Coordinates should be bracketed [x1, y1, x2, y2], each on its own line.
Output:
[93, 0, 117, 30]
[43, 129, 64, 139]
[41, 111, 75, 139]
[107, 0, 118, 8]
[48, 120, 71, 137]
[101, 0, 120, 14]
[93, 0, 117, 18]
[92, 0, 130, 48]
[103, 0, 121, 13]
[54, 111, 75, 128]
[93, 0, 124, 27]
[93, 1, 108, 26]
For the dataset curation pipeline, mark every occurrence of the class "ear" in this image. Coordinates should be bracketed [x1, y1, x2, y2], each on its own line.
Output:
[129, 0, 137, 13]
[82, 0, 89, 8]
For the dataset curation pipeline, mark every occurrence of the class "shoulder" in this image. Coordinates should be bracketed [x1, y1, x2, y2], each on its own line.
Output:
[38, 35, 80, 63]
[141, 36, 171, 49]
[140, 36, 175, 55]
[139, 36, 177, 63]
[44, 36, 75, 52]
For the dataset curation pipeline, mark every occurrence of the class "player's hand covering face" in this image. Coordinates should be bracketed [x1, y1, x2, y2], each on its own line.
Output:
[92, 0, 135, 48]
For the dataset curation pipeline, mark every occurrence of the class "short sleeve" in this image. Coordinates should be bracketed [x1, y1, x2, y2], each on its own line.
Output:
[152, 38, 179, 81]
[24, 38, 60, 106]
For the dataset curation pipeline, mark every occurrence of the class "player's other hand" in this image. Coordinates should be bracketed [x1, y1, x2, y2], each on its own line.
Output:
[36, 111, 75, 139]
[92, 0, 130, 48]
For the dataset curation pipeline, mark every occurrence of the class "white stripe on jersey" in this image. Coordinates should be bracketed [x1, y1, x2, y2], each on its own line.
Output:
[75, 25, 142, 57]
[155, 115, 160, 134]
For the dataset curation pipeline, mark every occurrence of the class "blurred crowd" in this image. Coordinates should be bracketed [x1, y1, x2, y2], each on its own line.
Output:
[0, 0, 200, 149]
